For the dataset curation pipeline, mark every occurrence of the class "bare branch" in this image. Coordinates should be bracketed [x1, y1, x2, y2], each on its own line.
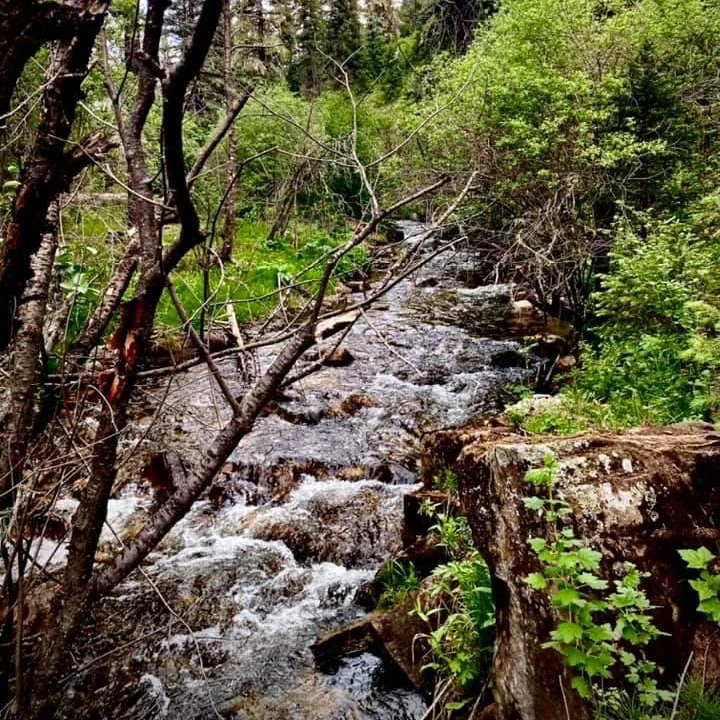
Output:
[90, 325, 316, 597]
[166, 279, 243, 416]
[186, 85, 254, 189]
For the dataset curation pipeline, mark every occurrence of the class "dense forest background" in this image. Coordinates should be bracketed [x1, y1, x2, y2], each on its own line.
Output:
[5, 0, 719, 425]
[1, 0, 720, 717]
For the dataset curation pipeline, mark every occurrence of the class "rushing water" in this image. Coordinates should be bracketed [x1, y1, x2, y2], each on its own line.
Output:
[51, 223, 536, 719]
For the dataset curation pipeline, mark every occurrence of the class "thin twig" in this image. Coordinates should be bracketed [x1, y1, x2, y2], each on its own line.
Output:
[559, 675, 571, 720]
[166, 280, 242, 416]
[360, 307, 422, 375]
[670, 652, 694, 720]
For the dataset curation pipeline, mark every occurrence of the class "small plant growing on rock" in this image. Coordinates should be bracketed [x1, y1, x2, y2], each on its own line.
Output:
[414, 551, 495, 701]
[524, 454, 671, 714]
[432, 512, 475, 560]
[412, 501, 495, 713]
[432, 468, 459, 494]
[678, 546, 720, 622]
[377, 559, 421, 609]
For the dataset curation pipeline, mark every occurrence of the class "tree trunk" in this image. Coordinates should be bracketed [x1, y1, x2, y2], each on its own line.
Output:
[26, 4, 225, 715]
[220, 0, 238, 263]
[0, 1, 110, 351]
[0, 1, 92, 143]
[0, 200, 59, 714]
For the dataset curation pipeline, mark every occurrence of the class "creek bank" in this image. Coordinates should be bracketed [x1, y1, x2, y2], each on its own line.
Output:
[38, 222, 557, 719]
[419, 421, 720, 720]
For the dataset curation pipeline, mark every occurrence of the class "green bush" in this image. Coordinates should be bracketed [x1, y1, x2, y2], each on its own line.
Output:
[576, 208, 720, 426]
[416, 552, 495, 694]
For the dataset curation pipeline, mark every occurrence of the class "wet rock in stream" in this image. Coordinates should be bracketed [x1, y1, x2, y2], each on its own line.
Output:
[51, 222, 539, 719]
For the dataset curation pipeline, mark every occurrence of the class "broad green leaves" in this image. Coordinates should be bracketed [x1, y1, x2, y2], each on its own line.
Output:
[678, 546, 716, 570]
[523, 455, 666, 715]
[679, 547, 720, 623]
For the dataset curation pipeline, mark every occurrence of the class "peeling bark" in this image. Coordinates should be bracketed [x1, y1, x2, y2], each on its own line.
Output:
[0, 199, 59, 714]
[0, 1, 91, 140]
[0, 1, 111, 350]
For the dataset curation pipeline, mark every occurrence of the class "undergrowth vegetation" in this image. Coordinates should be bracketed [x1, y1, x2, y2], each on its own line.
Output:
[413, 455, 720, 718]
[59, 211, 369, 339]
[377, 559, 421, 609]
[411, 499, 495, 713]
[154, 220, 368, 329]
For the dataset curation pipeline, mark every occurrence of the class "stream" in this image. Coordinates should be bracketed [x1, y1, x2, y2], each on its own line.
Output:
[52, 223, 537, 719]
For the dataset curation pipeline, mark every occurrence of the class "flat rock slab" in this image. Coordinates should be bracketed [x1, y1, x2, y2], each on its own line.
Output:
[312, 600, 429, 692]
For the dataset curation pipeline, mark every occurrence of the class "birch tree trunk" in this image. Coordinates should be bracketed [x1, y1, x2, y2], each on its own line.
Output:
[220, 0, 238, 263]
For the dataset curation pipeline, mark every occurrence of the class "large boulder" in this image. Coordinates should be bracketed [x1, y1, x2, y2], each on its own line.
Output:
[424, 423, 720, 720]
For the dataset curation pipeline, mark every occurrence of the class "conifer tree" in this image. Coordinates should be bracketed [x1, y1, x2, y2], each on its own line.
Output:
[369, 0, 399, 38]
[419, 0, 496, 56]
[398, 0, 496, 59]
[361, 0, 399, 84]
[274, 0, 297, 62]
[288, 0, 326, 95]
[324, 0, 362, 81]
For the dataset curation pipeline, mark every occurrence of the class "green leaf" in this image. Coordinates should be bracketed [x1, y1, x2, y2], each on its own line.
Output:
[525, 467, 552, 486]
[585, 623, 613, 642]
[562, 645, 589, 668]
[689, 578, 717, 601]
[698, 597, 720, 622]
[528, 537, 547, 553]
[575, 547, 603, 569]
[553, 588, 584, 608]
[445, 699, 472, 711]
[523, 496, 546, 511]
[679, 547, 716, 570]
[571, 676, 593, 699]
[525, 572, 548, 590]
[552, 622, 584, 643]
[577, 572, 608, 590]
[620, 650, 636, 666]
[583, 651, 614, 678]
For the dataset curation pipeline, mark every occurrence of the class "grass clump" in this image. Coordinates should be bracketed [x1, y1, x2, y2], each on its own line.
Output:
[415, 551, 495, 702]
[412, 502, 495, 710]
[377, 559, 421, 609]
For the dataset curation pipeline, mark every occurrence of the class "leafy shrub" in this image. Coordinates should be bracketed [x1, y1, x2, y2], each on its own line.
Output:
[524, 455, 670, 711]
[416, 552, 495, 695]
[575, 208, 720, 426]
